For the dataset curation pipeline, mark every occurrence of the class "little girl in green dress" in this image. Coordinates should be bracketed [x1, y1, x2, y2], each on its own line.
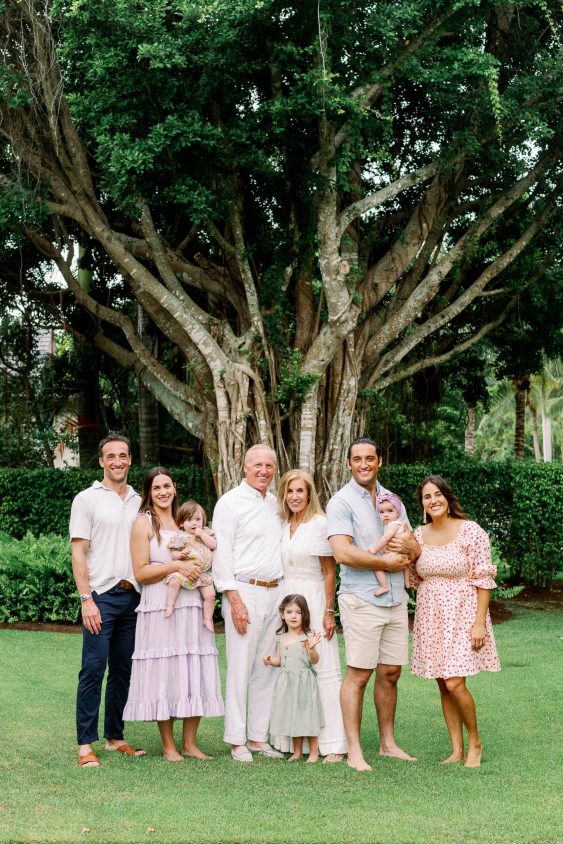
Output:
[263, 594, 324, 763]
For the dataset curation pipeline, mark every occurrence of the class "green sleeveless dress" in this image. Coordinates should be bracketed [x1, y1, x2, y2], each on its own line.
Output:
[269, 634, 325, 737]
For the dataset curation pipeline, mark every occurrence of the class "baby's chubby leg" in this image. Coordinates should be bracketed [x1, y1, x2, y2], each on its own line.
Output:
[373, 570, 390, 596]
[164, 577, 182, 618]
[199, 584, 216, 632]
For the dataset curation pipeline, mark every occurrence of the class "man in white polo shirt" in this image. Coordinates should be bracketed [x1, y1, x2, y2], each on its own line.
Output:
[70, 434, 142, 767]
[212, 444, 285, 762]
[327, 437, 420, 772]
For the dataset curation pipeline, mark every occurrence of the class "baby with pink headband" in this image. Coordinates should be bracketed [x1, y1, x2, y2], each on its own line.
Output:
[368, 491, 411, 596]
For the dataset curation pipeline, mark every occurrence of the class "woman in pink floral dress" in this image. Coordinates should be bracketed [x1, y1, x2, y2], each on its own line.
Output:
[410, 475, 500, 768]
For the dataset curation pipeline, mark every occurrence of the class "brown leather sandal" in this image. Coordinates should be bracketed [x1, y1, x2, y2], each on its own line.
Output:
[78, 752, 100, 767]
[105, 742, 146, 756]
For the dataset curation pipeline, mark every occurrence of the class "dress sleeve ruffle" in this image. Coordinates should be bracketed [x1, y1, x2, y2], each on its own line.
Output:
[464, 521, 497, 589]
[308, 516, 333, 557]
[409, 526, 423, 589]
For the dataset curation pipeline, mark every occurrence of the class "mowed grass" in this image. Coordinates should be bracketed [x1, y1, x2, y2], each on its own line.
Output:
[0, 605, 561, 844]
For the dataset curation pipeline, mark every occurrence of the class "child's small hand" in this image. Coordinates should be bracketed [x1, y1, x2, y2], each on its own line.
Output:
[386, 522, 401, 536]
[368, 544, 377, 555]
[263, 655, 273, 667]
[307, 631, 322, 650]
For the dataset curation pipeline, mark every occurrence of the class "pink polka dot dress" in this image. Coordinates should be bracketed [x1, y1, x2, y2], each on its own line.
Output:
[411, 521, 501, 679]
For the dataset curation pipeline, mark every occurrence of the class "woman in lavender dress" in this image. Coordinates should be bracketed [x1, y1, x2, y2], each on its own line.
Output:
[123, 467, 224, 761]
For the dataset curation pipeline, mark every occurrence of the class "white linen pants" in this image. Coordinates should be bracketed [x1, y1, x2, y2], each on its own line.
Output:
[222, 581, 282, 745]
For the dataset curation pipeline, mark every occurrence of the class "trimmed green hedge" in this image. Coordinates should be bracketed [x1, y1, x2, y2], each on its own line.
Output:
[0, 465, 215, 539]
[0, 459, 561, 589]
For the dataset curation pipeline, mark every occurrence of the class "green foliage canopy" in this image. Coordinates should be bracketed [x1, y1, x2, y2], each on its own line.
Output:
[0, 0, 561, 492]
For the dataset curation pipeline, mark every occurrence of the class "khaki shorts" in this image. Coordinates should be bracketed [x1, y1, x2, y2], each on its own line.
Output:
[338, 592, 409, 669]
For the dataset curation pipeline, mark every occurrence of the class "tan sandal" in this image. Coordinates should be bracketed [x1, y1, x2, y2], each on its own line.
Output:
[105, 742, 146, 757]
[78, 752, 100, 767]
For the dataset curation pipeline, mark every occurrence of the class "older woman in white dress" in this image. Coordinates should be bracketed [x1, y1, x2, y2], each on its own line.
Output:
[272, 469, 347, 762]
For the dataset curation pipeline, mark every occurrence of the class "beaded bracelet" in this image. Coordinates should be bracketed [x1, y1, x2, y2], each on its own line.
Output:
[324, 608, 334, 613]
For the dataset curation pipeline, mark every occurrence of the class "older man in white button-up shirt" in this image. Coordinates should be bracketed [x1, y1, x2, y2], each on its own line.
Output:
[212, 444, 285, 762]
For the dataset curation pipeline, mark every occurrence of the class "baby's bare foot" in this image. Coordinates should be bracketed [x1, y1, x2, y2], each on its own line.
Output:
[373, 586, 390, 596]
[203, 619, 215, 633]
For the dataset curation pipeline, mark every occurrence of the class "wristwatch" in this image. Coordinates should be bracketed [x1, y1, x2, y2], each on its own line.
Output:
[79, 593, 93, 602]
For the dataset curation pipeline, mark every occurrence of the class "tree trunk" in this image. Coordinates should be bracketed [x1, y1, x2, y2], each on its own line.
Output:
[137, 305, 160, 466]
[76, 258, 101, 467]
[513, 376, 530, 460]
[319, 339, 359, 499]
[76, 353, 101, 467]
[541, 412, 553, 462]
[528, 401, 541, 462]
[464, 406, 476, 454]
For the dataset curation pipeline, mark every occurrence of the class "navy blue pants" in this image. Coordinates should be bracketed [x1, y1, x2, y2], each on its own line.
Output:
[76, 586, 140, 745]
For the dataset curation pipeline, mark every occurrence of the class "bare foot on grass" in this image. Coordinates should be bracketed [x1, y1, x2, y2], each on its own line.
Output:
[163, 749, 184, 762]
[287, 753, 303, 762]
[441, 752, 465, 764]
[379, 745, 417, 761]
[347, 753, 372, 772]
[182, 747, 213, 760]
[465, 743, 483, 768]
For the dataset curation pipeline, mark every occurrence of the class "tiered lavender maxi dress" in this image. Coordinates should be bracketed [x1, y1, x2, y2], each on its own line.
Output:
[123, 524, 224, 722]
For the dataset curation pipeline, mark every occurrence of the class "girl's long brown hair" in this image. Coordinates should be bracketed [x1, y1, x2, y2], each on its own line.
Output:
[416, 475, 468, 522]
[138, 466, 179, 544]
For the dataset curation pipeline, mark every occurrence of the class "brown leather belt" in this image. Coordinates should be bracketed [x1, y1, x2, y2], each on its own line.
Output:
[236, 576, 280, 588]
[116, 579, 134, 590]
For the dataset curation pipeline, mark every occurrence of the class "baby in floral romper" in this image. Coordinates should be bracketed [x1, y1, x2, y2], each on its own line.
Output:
[165, 500, 216, 632]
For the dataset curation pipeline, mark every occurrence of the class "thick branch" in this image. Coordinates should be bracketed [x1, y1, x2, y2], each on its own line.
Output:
[338, 161, 441, 238]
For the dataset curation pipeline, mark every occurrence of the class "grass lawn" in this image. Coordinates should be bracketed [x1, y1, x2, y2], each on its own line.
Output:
[0, 605, 561, 844]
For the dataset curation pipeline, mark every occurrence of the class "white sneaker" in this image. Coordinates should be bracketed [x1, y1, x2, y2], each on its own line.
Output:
[249, 743, 285, 759]
[231, 745, 253, 763]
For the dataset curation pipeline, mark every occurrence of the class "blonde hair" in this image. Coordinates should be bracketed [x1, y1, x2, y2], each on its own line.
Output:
[277, 469, 324, 524]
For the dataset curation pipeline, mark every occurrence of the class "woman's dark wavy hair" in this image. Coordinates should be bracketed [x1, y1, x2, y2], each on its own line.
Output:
[139, 466, 178, 544]
[416, 475, 468, 522]
[276, 594, 312, 635]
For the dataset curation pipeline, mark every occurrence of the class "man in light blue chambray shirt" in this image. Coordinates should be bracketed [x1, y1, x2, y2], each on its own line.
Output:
[326, 437, 420, 772]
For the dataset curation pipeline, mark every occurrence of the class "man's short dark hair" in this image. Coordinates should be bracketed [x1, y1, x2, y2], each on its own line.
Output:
[98, 433, 132, 458]
[347, 437, 380, 462]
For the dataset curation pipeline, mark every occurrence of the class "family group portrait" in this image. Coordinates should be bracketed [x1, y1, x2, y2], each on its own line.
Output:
[0, 0, 561, 842]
